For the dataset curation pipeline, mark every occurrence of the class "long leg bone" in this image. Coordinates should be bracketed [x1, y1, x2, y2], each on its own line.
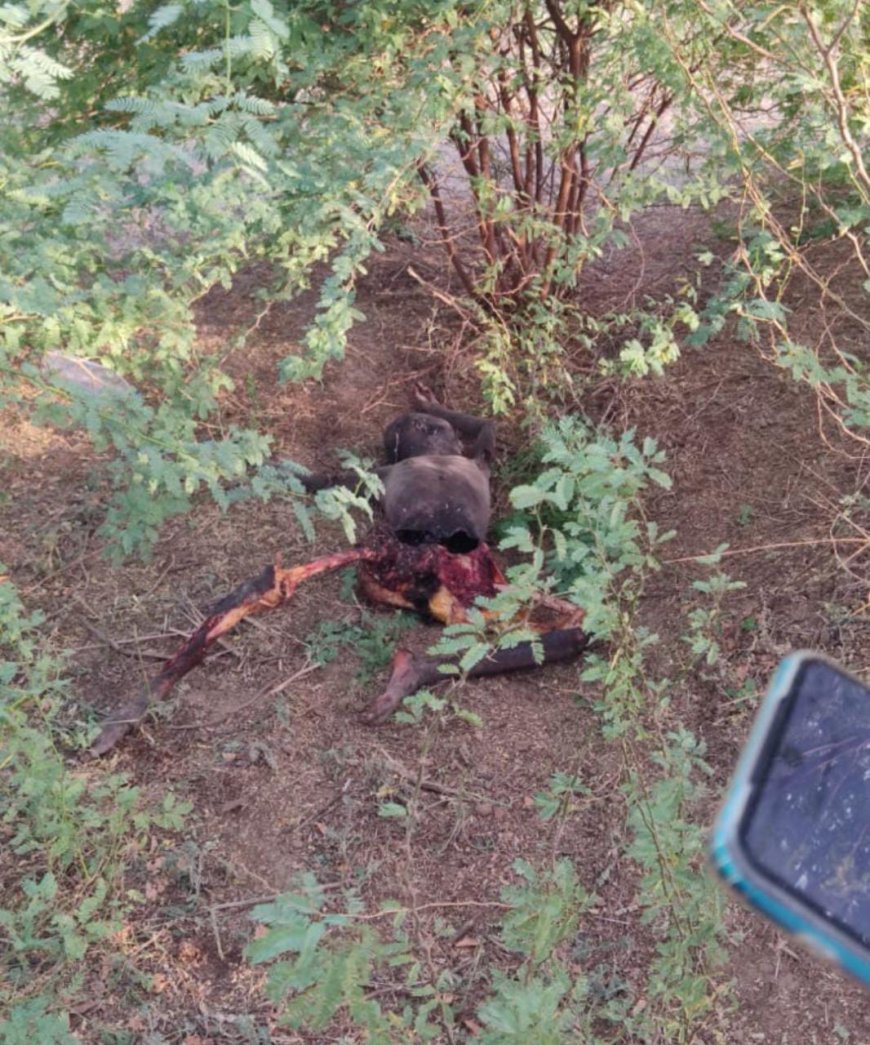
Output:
[90, 548, 374, 756]
[362, 626, 589, 724]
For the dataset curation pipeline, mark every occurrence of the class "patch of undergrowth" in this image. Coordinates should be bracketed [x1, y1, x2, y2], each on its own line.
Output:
[304, 610, 417, 686]
[28, 376, 382, 561]
[684, 568, 748, 668]
[498, 417, 732, 1039]
[0, 571, 191, 1037]
[246, 859, 597, 1040]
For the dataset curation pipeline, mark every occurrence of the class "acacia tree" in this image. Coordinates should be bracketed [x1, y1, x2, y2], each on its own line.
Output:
[424, 2, 692, 303]
[1, 0, 457, 553]
[416, 0, 867, 409]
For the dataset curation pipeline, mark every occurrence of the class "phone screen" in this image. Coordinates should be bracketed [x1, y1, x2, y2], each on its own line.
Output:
[739, 659, 870, 947]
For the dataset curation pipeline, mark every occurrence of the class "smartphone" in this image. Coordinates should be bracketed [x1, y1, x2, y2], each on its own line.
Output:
[711, 651, 870, 986]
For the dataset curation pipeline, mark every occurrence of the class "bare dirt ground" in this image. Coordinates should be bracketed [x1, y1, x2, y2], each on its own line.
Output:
[2, 212, 870, 1042]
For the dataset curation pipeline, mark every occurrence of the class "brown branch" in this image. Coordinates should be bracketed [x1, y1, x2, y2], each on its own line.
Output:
[452, 117, 498, 268]
[522, 7, 545, 206]
[800, 1, 869, 196]
[624, 88, 656, 150]
[544, 0, 577, 43]
[565, 136, 590, 238]
[497, 68, 529, 201]
[453, 116, 481, 179]
[627, 93, 673, 173]
[539, 24, 593, 296]
[474, 106, 500, 264]
[540, 147, 577, 297]
[417, 165, 480, 302]
[476, 104, 493, 183]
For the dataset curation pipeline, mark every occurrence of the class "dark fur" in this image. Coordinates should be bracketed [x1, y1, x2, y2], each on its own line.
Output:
[304, 392, 495, 553]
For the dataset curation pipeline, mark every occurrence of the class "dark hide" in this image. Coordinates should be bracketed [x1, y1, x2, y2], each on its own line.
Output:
[304, 388, 496, 553]
[383, 455, 490, 554]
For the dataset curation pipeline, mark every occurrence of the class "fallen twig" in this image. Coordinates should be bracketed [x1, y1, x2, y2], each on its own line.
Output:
[663, 535, 866, 565]
[76, 619, 169, 661]
[205, 662, 321, 727]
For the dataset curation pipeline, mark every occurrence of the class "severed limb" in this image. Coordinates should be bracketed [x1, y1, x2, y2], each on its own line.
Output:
[361, 626, 589, 724]
[90, 548, 374, 756]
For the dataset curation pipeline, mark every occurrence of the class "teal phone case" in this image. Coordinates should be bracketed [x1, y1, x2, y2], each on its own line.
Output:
[710, 651, 870, 987]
